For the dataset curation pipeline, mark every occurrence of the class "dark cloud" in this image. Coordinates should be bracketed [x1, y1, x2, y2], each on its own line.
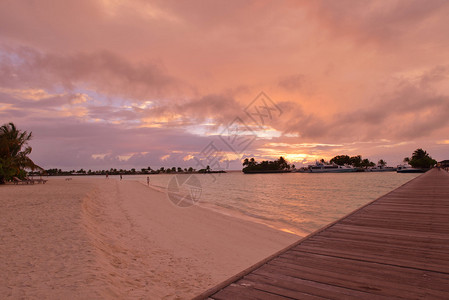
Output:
[0, 91, 84, 110]
[278, 74, 306, 92]
[0, 47, 184, 100]
[419, 65, 449, 88]
[26, 119, 221, 169]
[87, 105, 140, 122]
[143, 93, 244, 128]
[306, 0, 449, 47]
[269, 65, 449, 143]
[329, 67, 449, 141]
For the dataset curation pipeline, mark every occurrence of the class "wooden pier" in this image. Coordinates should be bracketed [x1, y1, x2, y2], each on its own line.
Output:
[195, 169, 449, 299]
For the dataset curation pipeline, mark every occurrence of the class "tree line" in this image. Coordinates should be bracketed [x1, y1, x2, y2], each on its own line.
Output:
[242, 149, 437, 174]
[40, 166, 212, 176]
[242, 157, 294, 173]
[314, 149, 436, 169]
[327, 155, 377, 168]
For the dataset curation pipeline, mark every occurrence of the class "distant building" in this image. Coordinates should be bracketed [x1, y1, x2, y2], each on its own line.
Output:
[439, 160, 449, 168]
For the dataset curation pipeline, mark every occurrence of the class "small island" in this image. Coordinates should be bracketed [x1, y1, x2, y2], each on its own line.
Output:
[242, 150, 439, 174]
[242, 157, 294, 174]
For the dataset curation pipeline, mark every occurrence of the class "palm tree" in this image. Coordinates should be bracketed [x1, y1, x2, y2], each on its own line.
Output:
[278, 156, 288, 170]
[0, 123, 42, 183]
[407, 148, 437, 168]
[411, 148, 428, 160]
[249, 158, 255, 166]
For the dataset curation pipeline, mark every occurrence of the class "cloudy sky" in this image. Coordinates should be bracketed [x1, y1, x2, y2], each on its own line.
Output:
[1, 0, 448, 171]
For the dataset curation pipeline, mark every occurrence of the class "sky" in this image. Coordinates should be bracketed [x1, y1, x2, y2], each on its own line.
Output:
[1, 0, 448, 171]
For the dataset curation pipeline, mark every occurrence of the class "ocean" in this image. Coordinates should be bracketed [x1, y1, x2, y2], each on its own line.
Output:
[116, 171, 420, 236]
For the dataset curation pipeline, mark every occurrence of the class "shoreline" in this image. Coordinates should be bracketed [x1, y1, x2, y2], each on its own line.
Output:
[132, 172, 421, 238]
[138, 180, 309, 237]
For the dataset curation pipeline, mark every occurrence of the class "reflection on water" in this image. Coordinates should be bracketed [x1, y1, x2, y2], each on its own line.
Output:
[124, 172, 420, 236]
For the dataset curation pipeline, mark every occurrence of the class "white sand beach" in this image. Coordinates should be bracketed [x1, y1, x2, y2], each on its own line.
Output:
[0, 178, 298, 299]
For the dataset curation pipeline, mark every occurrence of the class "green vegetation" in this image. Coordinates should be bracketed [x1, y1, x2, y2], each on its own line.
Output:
[404, 148, 437, 169]
[38, 165, 224, 176]
[0, 123, 42, 184]
[329, 155, 376, 168]
[242, 157, 293, 173]
[378, 159, 387, 167]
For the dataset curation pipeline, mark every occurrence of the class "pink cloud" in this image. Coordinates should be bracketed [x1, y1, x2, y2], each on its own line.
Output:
[1, 0, 449, 169]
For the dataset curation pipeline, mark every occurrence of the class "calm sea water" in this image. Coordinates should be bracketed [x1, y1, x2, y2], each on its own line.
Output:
[118, 172, 420, 236]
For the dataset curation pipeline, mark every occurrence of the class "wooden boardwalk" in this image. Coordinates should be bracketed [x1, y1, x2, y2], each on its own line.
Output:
[195, 169, 449, 299]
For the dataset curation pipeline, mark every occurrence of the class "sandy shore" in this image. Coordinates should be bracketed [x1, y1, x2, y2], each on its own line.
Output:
[1, 178, 298, 299]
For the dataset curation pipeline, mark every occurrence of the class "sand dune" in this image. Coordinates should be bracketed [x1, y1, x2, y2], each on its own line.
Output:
[1, 178, 298, 299]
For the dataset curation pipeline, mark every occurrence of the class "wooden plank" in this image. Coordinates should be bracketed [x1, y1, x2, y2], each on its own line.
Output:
[211, 283, 295, 300]
[315, 232, 449, 251]
[237, 276, 330, 300]
[320, 226, 449, 243]
[299, 236, 449, 258]
[291, 245, 449, 273]
[271, 255, 449, 297]
[331, 224, 449, 241]
[240, 271, 393, 300]
[277, 252, 449, 292]
[259, 260, 428, 299]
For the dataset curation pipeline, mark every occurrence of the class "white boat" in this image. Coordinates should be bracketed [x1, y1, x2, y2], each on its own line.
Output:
[366, 165, 397, 172]
[396, 164, 425, 173]
[294, 167, 310, 173]
[308, 162, 356, 173]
